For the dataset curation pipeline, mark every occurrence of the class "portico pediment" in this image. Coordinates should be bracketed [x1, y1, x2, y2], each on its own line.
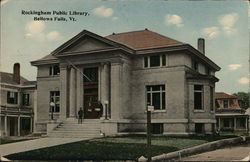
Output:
[62, 36, 113, 53]
[51, 30, 133, 56]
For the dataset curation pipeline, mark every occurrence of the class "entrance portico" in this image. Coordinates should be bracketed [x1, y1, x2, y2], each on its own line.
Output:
[60, 61, 111, 120]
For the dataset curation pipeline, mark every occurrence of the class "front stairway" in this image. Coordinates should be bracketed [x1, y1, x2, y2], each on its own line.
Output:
[48, 119, 102, 138]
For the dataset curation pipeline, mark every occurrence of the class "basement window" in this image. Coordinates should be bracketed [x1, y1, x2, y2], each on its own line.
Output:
[195, 123, 204, 134]
[152, 123, 163, 134]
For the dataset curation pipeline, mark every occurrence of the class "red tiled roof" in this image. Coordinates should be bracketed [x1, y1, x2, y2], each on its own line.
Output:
[0, 72, 29, 85]
[106, 29, 184, 50]
[215, 92, 237, 99]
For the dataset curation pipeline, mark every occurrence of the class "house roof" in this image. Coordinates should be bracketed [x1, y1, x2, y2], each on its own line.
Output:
[0, 72, 29, 85]
[216, 92, 237, 99]
[106, 29, 184, 50]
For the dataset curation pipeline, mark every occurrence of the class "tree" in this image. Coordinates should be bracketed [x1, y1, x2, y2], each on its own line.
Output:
[233, 92, 250, 109]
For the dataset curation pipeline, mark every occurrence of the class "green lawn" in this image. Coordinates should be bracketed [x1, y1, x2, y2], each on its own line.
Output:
[0, 137, 31, 145]
[6, 134, 236, 160]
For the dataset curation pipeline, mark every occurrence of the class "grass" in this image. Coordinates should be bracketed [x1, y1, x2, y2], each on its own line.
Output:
[0, 137, 31, 145]
[6, 134, 236, 160]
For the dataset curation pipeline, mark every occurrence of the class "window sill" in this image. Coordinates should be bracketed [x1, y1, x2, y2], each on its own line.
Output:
[193, 109, 205, 113]
[145, 110, 167, 113]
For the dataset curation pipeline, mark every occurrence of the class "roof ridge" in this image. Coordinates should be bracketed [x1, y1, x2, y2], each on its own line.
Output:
[106, 29, 183, 44]
[106, 29, 149, 37]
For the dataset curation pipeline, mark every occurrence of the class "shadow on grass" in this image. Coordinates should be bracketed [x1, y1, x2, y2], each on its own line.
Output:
[6, 141, 178, 160]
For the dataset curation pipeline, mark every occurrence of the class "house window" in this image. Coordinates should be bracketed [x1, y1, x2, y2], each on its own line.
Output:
[144, 55, 167, 68]
[49, 65, 60, 76]
[50, 91, 60, 112]
[192, 60, 198, 71]
[22, 94, 30, 106]
[7, 91, 18, 104]
[195, 123, 204, 134]
[210, 87, 214, 111]
[194, 85, 203, 110]
[223, 100, 229, 108]
[223, 118, 230, 127]
[146, 85, 165, 110]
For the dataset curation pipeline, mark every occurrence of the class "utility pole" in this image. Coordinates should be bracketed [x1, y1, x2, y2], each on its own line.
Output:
[147, 104, 154, 161]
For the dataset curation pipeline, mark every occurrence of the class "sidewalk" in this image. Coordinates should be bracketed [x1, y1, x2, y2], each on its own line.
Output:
[0, 137, 87, 156]
[180, 143, 250, 161]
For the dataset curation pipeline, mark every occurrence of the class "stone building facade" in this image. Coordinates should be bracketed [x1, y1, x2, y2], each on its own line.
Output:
[0, 63, 36, 136]
[31, 29, 220, 135]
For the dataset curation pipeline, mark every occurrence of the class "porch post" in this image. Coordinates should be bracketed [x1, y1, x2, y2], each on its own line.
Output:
[245, 117, 248, 132]
[69, 67, 76, 118]
[234, 117, 236, 131]
[17, 116, 20, 136]
[4, 116, 7, 136]
[218, 117, 221, 130]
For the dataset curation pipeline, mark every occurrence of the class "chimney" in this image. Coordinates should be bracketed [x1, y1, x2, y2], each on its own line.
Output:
[197, 38, 205, 54]
[13, 63, 20, 84]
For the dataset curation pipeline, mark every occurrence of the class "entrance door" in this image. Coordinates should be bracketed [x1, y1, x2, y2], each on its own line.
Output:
[83, 67, 102, 119]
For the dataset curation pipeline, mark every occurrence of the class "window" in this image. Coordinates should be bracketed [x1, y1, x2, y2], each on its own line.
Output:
[144, 55, 167, 68]
[223, 100, 229, 108]
[84, 67, 98, 83]
[205, 66, 210, 75]
[22, 94, 30, 106]
[50, 91, 60, 112]
[7, 91, 18, 104]
[194, 85, 203, 110]
[210, 87, 214, 111]
[192, 60, 198, 71]
[195, 123, 204, 134]
[162, 54, 166, 66]
[223, 118, 230, 127]
[49, 65, 60, 76]
[146, 85, 165, 110]
[152, 123, 163, 134]
[144, 57, 148, 68]
[150, 55, 160, 67]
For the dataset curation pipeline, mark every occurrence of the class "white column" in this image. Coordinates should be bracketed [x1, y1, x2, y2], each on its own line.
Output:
[17, 116, 20, 136]
[76, 68, 83, 114]
[60, 66, 68, 120]
[110, 62, 122, 120]
[69, 67, 76, 117]
[4, 116, 7, 136]
[101, 63, 110, 118]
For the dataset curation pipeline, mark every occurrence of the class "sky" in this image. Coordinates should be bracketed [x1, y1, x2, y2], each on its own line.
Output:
[0, 0, 249, 94]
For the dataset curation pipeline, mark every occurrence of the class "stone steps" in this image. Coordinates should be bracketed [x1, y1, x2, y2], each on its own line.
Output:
[48, 119, 102, 138]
